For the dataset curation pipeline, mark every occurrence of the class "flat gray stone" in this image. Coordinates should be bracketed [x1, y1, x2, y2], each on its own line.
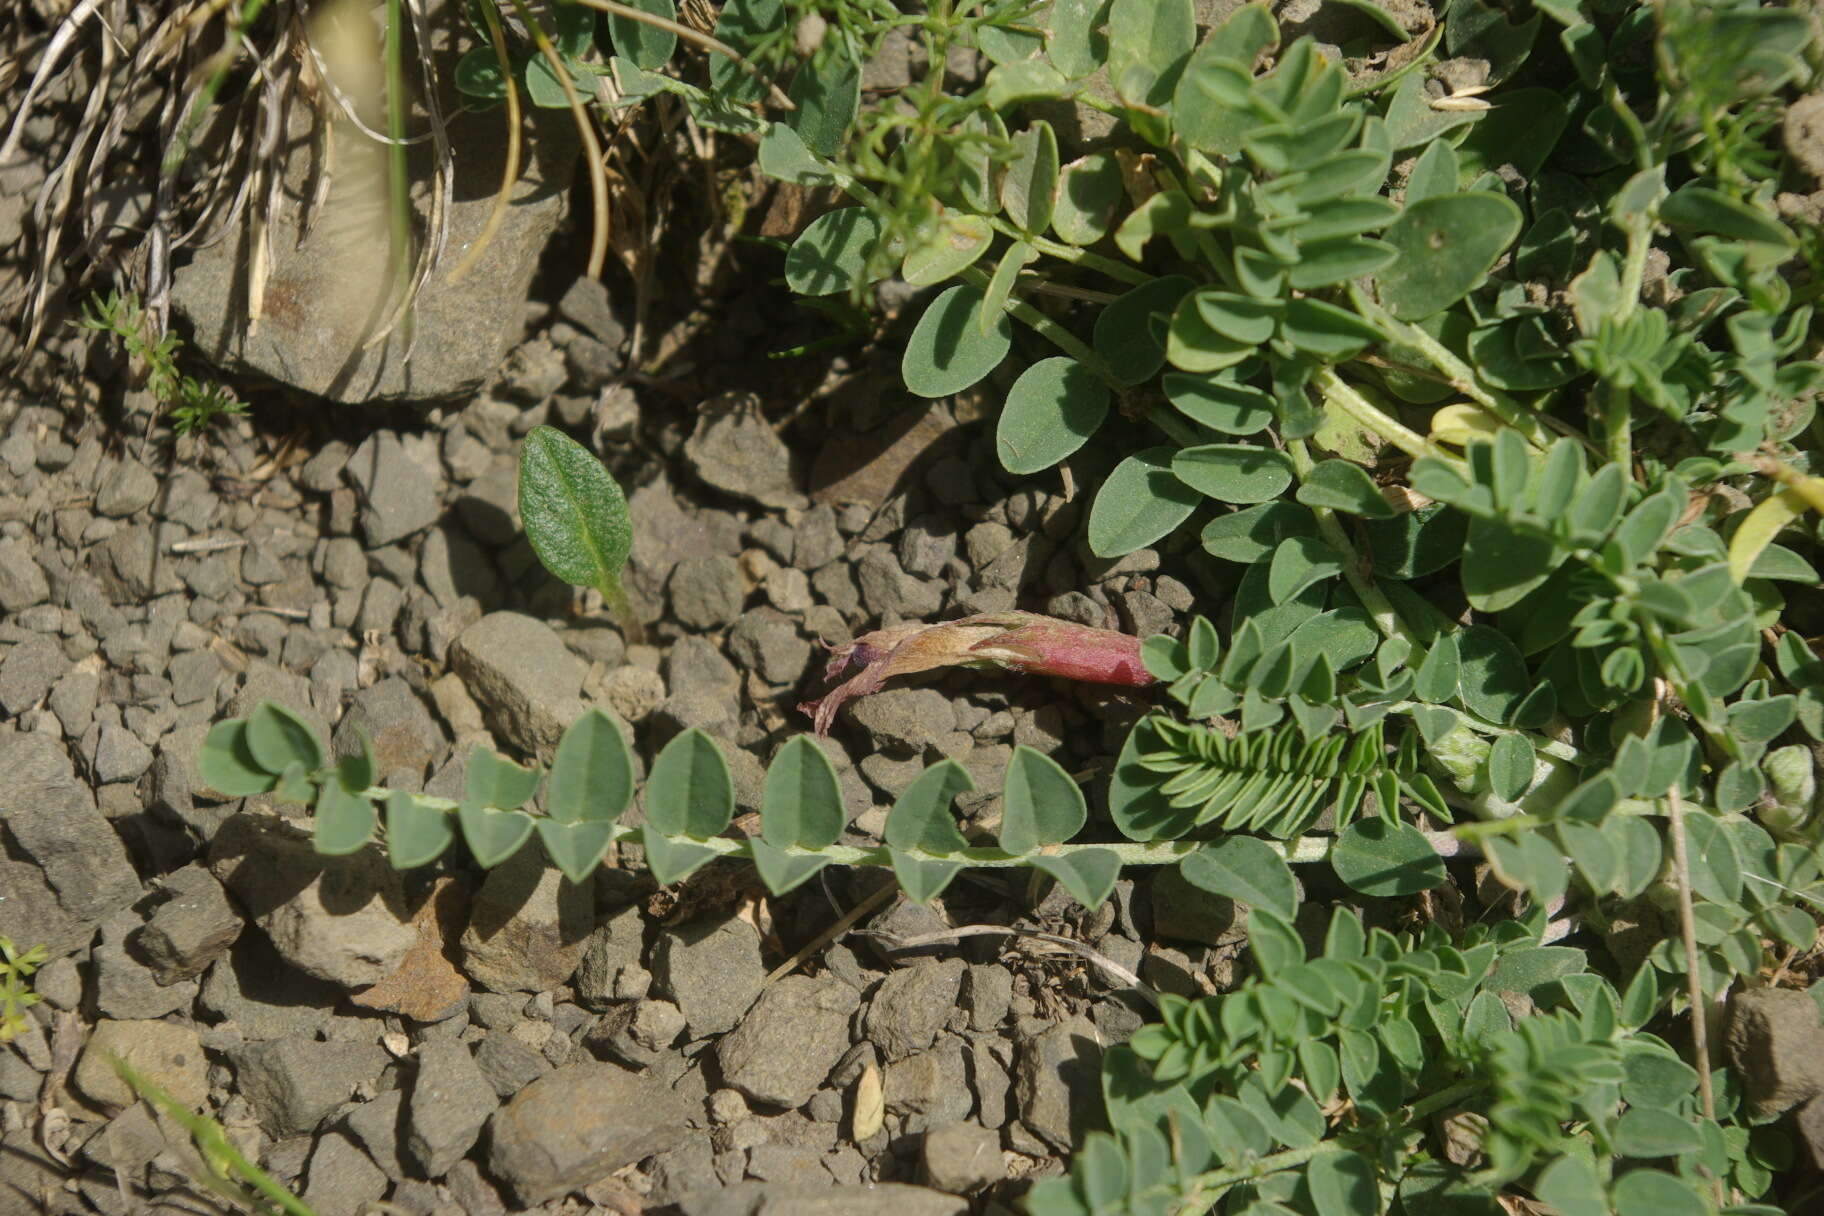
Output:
[407, 1041, 499, 1177]
[0, 732, 139, 925]
[487, 1061, 693, 1205]
[683, 394, 807, 510]
[653, 918, 766, 1038]
[1726, 988, 1824, 1117]
[458, 847, 593, 993]
[301, 1131, 389, 1213]
[450, 611, 589, 756]
[717, 974, 859, 1109]
[208, 812, 416, 989]
[1015, 1015, 1103, 1153]
[346, 432, 443, 547]
[865, 959, 965, 1062]
[235, 1036, 387, 1137]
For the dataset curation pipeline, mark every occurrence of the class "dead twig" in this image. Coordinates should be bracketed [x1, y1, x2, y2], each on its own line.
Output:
[856, 923, 1158, 1006]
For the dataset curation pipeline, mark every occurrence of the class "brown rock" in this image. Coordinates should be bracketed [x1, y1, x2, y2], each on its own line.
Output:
[351, 876, 471, 1022]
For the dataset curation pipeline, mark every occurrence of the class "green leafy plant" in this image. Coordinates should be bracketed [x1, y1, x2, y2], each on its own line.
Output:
[75, 291, 249, 437]
[0, 936, 46, 1044]
[183, 0, 1824, 1208]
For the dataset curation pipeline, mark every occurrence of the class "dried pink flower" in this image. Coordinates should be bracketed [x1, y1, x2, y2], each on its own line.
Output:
[799, 611, 1155, 736]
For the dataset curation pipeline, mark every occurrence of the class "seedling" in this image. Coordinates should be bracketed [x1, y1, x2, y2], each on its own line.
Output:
[76, 291, 248, 437]
[0, 936, 45, 1044]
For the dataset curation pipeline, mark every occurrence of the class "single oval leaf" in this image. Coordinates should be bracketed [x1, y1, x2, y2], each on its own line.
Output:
[519, 425, 633, 596]
[548, 710, 635, 824]
[1376, 192, 1523, 320]
[761, 735, 845, 850]
[1180, 837, 1299, 922]
[1330, 819, 1445, 896]
[645, 728, 734, 838]
[902, 284, 1014, 398]
[1000, 746, 1086, 854]
[1087, 447, 1202, 557]
[1172, 444, 1296, 504]
[997, 357, 1111, 474]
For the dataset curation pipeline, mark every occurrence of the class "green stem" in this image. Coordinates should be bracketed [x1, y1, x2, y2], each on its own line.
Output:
[986, 217, 1153, 287]
[1286, 439, 1420, 649]
[365, 792, 1416, 869]
[1349, 290, 1545, 445]
[1313, 367, 1444, 462]
[1602, 382, 1633, 472]
[599, 574, 644, 646]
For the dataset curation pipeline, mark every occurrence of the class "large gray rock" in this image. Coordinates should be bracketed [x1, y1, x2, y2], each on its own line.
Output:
[920, 1121, 1003, 1194]
[450, 612, 590, 756]
[0, 732, 139, 926]
[865, 959, 966, 1062]
[234, 1036, 387, 1137]
[572, 904, 647, 1009]
[652, 918, 766, 1038]
[677, 1182, 967, 1216]
[0, 538, 49, 612]
[208, 812, 416, 989]
[0, 636, 66, 715]
[716, 974, 859, 1109]
[170, 79, 577, 403]
[301, 1131, 389, 1213]
[346, 432, 443, 547]
[330, 676, 446, 780]
[197, 935, 341, 1040]
[458, 847, 593, 993]
[407, 1041, 499, 1177]
[683, 393, 808, 510]
[1726, 988, 1824, 1117]
[487, 1061, 693, 1205]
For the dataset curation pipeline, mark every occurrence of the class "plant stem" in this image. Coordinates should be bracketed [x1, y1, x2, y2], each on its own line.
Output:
[507, 0, 610, 279]
[1349, 289, 1545, 445]
[985, 217, 1153, 286]
[599, 575, 644, 645]
[1313, 366, 1442, 461]
[1602, 382, 1633, 472]
[1665, 786, 1724, 1206]
[365, 790, 1458, 870]
[383, 0, 413, 323]
[445, 0, 522, 285]
[1285, 439, 1420, 649]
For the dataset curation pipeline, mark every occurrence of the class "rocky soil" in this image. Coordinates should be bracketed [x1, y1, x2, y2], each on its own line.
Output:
[0, 239, 1243, 1214]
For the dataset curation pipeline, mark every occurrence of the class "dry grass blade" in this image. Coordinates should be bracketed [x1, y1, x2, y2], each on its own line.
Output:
[0, 0, 107, 165]
[359, 0, 455, 350]
[507, 0, 610, 280]
[445, 0, 523, 285]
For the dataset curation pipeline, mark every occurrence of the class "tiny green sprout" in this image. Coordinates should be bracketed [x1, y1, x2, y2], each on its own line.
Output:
[0, 936, 47, 1044]
[76, 289, 248, 437]
[516, 424, 638, 640]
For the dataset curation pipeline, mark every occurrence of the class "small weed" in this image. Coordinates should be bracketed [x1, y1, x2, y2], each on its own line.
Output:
[76, 290, 248, 437]
[0, 935, 46, 1044]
